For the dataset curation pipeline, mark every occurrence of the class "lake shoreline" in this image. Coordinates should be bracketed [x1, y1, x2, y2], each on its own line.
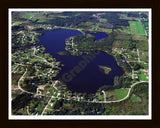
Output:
[38, 28, 124, 93]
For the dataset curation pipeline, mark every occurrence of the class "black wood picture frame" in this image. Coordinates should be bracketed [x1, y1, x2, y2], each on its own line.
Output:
[0, 0, 159, 128]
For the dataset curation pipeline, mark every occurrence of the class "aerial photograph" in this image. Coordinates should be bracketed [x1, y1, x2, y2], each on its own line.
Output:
[9, 9, 151, 119]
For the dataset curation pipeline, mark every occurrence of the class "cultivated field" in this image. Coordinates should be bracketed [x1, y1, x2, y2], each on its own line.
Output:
[129, 21, 145, 35]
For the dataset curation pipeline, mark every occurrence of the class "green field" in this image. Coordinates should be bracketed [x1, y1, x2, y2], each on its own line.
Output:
[115, 88, 129, 100]
[144, 22, 148, 27]
[13, 21, 22, 25]
[115, 26, 131, 34]
[130, 94, 142, 102]
[122, 11, 132, 13]
[140, 61, 148, 66]
[20, 12, 38, 22]
[138, 69, 148, 81]
[20, 12, 36, 19]
[129, 21, 145, 35]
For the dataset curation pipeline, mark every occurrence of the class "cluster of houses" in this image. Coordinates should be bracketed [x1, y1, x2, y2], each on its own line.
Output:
[37, 24, 53, 30]
[134, 69, 149, 80]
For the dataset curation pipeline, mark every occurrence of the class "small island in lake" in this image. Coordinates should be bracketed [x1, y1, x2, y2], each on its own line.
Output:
[98, 65, 112, 74]
[57, 51, 68, 55]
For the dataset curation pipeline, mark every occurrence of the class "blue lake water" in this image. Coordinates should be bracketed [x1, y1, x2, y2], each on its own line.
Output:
[85, 31, 108, 41]
[39, 28, 124, 93]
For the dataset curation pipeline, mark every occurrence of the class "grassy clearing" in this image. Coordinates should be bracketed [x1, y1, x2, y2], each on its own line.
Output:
[20, 12, 36, 19]
[140, 61, 148, 65]
[115, 88, 129, 100]
[129, 21, 145, 35]
[115, 26, 131, 34]
[131, 34, 148, 41]
[13, 21, 22, 26]
[118, 13, 140, 21]
[138, 69, 148, 81]
[114, 33, 131, 40]
[99, 18, 107, 23]
[37, 20, 46, 23]
[98, 28, 112, 33]
[130, 94, 142, 102]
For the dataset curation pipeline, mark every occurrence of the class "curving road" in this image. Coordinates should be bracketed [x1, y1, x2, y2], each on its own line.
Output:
[14, 53, 148, 115]
[17, 67, 33, 94]
[17, 66, 148, 104]
[17, 67, 52, 98]
[92, 81, 148, 103]
[41, 96, 53, 115]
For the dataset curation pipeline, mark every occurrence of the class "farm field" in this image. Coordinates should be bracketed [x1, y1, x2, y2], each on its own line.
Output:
[129, 21, 145, 35]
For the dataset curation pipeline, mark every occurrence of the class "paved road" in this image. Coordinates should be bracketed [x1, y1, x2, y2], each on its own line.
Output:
[12, 64, 19, 73]
[17, 67, 33, 94]
[17, 65, 148, 104]
[17, 67, 148, 115]
[113, 49, 135, 79]
[14, 49, 149, 115]
[41, 96, 53, 115]
[102, 90, 106, 102]
[17, 66, 52, 98]
[91, 81, 148, 103]
[137, 49, 141, 63]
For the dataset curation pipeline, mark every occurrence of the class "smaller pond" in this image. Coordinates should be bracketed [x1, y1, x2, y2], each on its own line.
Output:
[85, 31, 108, 41]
